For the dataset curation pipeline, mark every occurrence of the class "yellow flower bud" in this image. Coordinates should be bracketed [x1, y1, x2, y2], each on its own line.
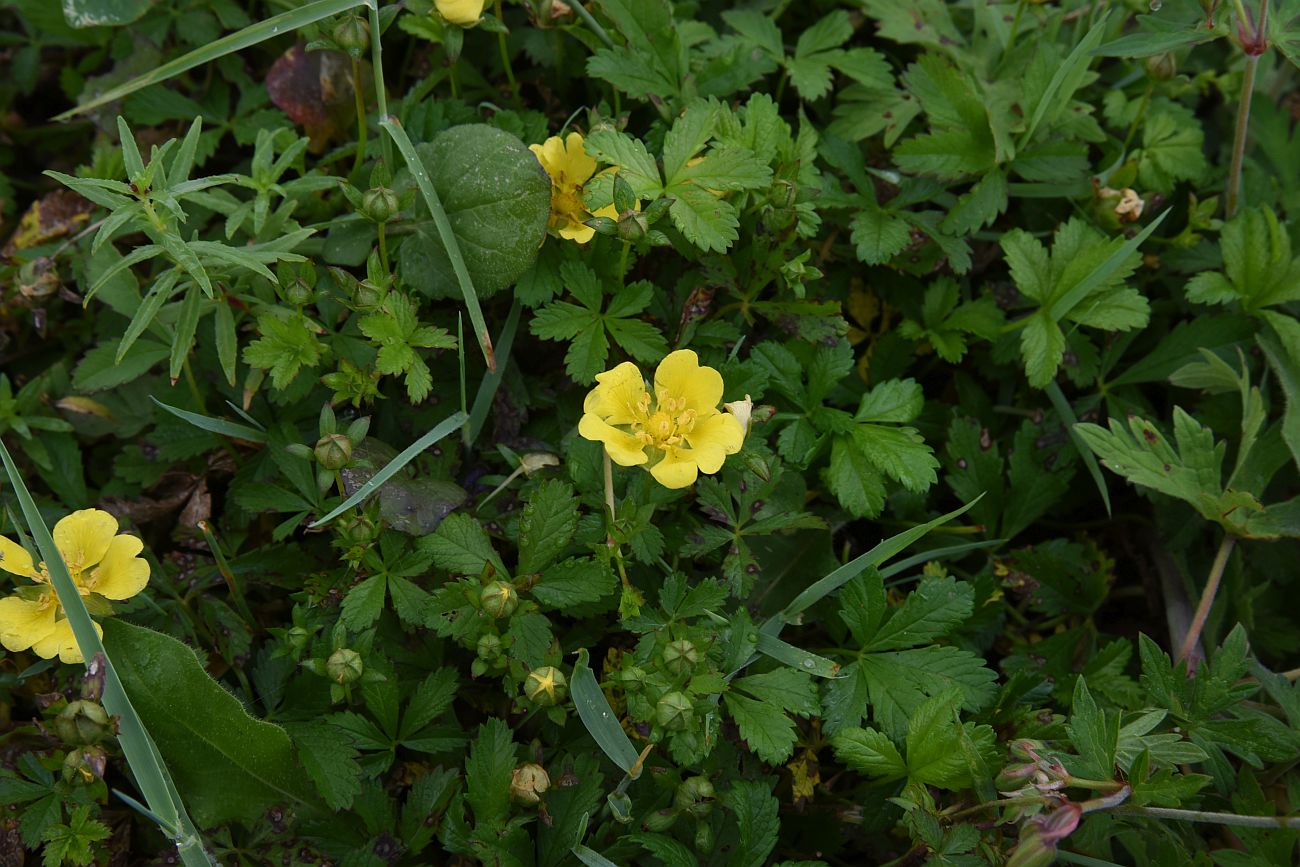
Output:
[436, 0, 485, 27]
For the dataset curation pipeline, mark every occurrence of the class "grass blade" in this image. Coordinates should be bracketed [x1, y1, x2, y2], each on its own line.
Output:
[309, 410, 468, 527]
[1046, 208, 1169, 322]
[879, 539, 1005, 579]
[0, 441, 214, 866]
[754, 633, 841, 678]
[571, 648, 640, 775]
[151, 397, 267, 444]
[379, 116, 495, 372]
[771, 495, 983, 626]
[467, 298, 522, 448]
[54, 0, 367, 121]
[1045, 382, 1112, 517]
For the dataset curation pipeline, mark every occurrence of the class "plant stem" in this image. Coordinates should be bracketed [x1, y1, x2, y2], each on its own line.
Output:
[493, 0, 518, 102]
[1114, 804, 1300, 829]
[570, 0, 616, 49]
[351, 56, 367, 178]
[367, 0, 392, 168]
[377, 221, 389, 272]
[1225, 54, 1258, 218]
[1178, 534, 1236, 665]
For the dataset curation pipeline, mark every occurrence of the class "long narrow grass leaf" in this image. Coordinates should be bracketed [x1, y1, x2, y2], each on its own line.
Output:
[571, 649, 640, 774]
[1046, 382, 1112, 516]
[151, 397, 267, 443]
[309, 410, 468, 527]
[879, 539, 1005, 579]
[754, 633, 841, 678]
[1047, 208, 1169, 322]
[772, 495, 983, 625]
[467, 298, 521, 448]
[0, 441, 213, 866]
[54, 0, 368, 120]
[380, 116, 495, 371]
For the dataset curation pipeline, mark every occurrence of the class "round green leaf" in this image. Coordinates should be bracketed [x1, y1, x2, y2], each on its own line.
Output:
[398, 124, 550, 300]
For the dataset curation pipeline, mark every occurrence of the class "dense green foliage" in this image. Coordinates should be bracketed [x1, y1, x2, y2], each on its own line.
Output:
[2, 0, 1300, 864]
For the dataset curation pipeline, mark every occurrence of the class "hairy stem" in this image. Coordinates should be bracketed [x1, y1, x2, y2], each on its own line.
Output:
[351, 56, 367, 177]
[1178, 534, 1236, 665]
[1225, 55, 1258, 218]
[494, 0, 518, 101]
[1114, 804, 1300, 829]
[367, 0, 392, 168]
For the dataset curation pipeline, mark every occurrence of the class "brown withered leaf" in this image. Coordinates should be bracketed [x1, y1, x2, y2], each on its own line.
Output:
[2, 189, 92, 259]
[266, 44, 365, 152]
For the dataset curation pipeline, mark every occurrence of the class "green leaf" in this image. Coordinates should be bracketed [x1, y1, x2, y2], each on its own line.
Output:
[850, 206, 910, 265]
[62, 0, 154, 27]
[724, 692, 801, 764]
[242, 312, 324, 391]
[534, 558, 617, 609]
[1066, 676, 1117, 779]
[73, 339, 169, 392]
[465, 718, 516, 830]
[1134, 103, 1208, 192]
[904, 690, 986, 789]
[723, 781, 779, 867]
[422, 512, 505, 576]
[864, 575, 974, 652]
[588, 0, 682, 100]
[102, 619, 321, 826]
[397, 124, 550, 302]
[340, 574, 387, 630]
[827, 434, 886, 518]
[41, 805, 111, 867]
[734, 669, 819, 716]
[1186, 206, 1300, 312]
[831, 726, 907, 781]
[518, 480, 580, 574]
[289, 722, 363, 811]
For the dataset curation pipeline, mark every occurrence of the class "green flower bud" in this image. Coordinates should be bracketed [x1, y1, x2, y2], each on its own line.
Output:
[607, 791, 633, 824]
[1144, 52, 1177, 80]
[332, 14, 370, 56]
[1005, 829, 1054, 867]
[693, 820, 713, 853]
[656, 691, 693, 731]
[509, 762, 551, 805]
[62, 745, 107, 784]
[361, 186, 400, 223]
[673, 776, 715, 818]
[480, 581, 518, 619]
[642, 808, 678, 832]
[525, 666, 567, 706]
[314, 433, 353, 470]
[55, 700, 112, 746]
[584, 216, 618, 237]
[661, 639, 699, 676]
[476, 633, 504, 661]
[617, 210, 649, 242]
[283, 276, 314, 306]
[339, 514, 377, 547]
[327, 648, 364, 684]
[353, 280, 386, 310]
[642, 196, 673, 225]
[286, 625, 312, 655]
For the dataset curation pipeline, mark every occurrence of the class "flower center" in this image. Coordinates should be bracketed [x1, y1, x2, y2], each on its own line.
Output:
[633, 398, 697, 450]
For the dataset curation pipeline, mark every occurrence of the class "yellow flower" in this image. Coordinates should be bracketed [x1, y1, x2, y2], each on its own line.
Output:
[435, 0, 485, 26]
[0, 509, 150, 663]
[529, 132, 616, 244]
[579, 350, 746, 489]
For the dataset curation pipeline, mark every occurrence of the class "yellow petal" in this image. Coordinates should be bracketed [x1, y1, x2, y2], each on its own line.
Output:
[0, 535, 37, 578]
[561, 132, 597, 186]
[650, 447, 699, 489]
[52, 509, 118, 573]
[685, 412, 745, 474]
[654, 350, 723, 414]
[557, 219, 595, 244]
[87, 534, 149, 600]
[584, 362, 648, 424]
[578, 414, 648, 466]
[33, 616, 99, 664]
[530, 137, 567, 180]
[0, 593, 56, 654]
